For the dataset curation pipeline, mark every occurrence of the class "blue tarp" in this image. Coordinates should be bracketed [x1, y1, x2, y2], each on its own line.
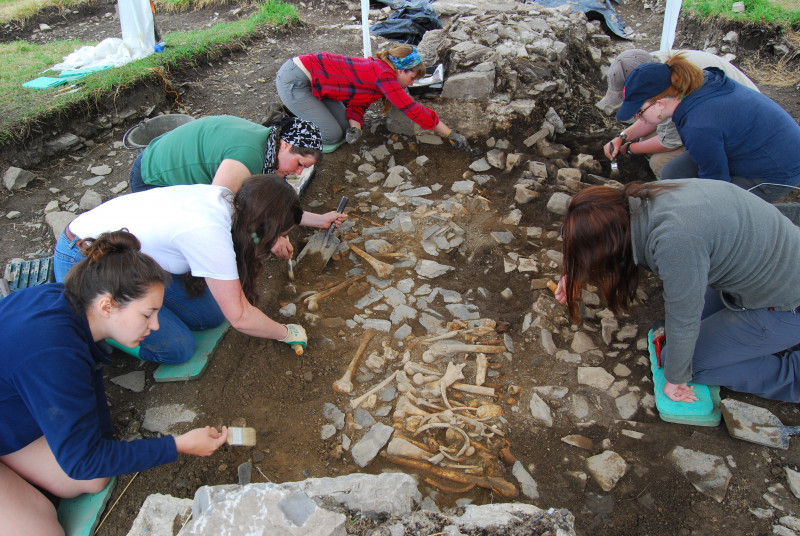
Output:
[527, 0, 629, 39]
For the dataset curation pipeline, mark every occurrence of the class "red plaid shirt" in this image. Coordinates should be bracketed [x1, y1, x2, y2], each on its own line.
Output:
[298, 52, 439, 130]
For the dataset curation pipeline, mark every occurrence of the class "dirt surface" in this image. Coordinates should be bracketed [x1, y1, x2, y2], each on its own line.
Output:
[2, 1, 800, 535]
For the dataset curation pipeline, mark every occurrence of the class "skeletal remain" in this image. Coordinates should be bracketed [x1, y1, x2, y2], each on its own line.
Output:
[440, 362, 466, 410]
[350, 371, 398, 409]
[382, 455, 518, 499]
[415, 422, 471, 459]
[349, 244, 394, 279]
[475, 354, 488, 386]
[361, 393, 377, 409]
[476, 404, 504, 419]
[387, 437, 433, 461]
[332, 329, 375, 394]
[395, 395, 428, 417]
[427, 343, 505, 357]
[452, 383, 495, 397]
[304, 274, 365, 312]
[413, 372, 439, 385]
[404, 361, 441, 377]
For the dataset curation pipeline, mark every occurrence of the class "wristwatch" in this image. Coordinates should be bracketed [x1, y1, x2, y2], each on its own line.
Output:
[624, 142, 635, 157]
[618, 132, 629, 143]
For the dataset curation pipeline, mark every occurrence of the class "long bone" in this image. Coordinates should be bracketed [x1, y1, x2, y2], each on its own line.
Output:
[349, 244, 394, 279]
[332, 329, 375, 394]
[350, 371, 398, 409]
[303, 274, 365, 312]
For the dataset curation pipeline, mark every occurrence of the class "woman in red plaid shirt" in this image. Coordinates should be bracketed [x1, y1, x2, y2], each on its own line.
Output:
[275, 44, 469, 150]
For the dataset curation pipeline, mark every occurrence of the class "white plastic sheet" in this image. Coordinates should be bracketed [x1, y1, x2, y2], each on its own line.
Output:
[660, 0, 682, 52]
[51, 0, 155, 72]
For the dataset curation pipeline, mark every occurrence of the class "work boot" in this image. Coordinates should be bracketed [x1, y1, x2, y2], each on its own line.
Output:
[260, 103, 289, 126]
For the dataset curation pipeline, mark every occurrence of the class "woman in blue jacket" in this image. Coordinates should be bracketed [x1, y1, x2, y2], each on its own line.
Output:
[0, 231, 227, 535]
[613, 53, 800, 202]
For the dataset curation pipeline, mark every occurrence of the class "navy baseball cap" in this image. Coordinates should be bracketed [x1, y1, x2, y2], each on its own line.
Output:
[616, 62, 672, 121]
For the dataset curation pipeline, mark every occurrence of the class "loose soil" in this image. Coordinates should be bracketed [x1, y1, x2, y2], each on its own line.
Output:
[1, 1, 800, 535]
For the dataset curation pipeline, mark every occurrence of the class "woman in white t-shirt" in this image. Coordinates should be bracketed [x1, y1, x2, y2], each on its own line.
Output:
[53, 175, 344, 364]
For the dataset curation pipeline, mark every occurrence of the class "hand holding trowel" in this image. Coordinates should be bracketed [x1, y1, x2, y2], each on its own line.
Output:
[295, 196, 349, 273]
[448, 130, 482, 155]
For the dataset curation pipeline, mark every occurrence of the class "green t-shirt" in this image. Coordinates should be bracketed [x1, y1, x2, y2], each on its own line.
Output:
[141, 115, 272, 187]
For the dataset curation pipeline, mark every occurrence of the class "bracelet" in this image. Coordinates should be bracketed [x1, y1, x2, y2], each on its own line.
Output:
[618, 132, 628, 143]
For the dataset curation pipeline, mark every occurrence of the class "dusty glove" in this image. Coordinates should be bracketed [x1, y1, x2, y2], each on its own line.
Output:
[345, 127, 362, 144]
[281, 324, 307, 349]
[447, 130, 470, 151]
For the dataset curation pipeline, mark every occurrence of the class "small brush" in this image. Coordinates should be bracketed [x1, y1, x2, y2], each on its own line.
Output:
[287, 258, 295, 281]
[226, 427, 257, 447]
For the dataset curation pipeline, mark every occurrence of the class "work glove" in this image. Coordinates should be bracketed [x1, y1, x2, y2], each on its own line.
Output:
[281, 323, 307, 349]
[345, 127, 362, 144]
[447, 130, 470, 151]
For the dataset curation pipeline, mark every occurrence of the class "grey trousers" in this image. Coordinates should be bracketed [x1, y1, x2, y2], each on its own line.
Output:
[276, 59, 349, 145]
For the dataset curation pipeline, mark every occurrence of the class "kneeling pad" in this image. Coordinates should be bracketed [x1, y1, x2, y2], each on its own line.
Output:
[322, 139, 346, 153]
[648, 329, 721, 427]
[57, 476, 116, 536]
[153, 321, 230, 382]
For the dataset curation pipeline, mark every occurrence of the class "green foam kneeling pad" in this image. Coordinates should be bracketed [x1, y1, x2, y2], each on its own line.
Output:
[322, 139, 346, 153]
[57, 476, 116, 536]
[648, 328, 721, 427]
[153, 321, 230, 382]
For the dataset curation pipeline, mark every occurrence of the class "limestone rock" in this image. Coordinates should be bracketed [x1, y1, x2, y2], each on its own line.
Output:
[586, 450, 627, 491]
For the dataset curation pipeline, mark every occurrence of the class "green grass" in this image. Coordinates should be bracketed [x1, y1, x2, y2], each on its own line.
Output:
[0, 0, 92, 25]
[683, 0, 800, 25]
[0, 0, 297, 143]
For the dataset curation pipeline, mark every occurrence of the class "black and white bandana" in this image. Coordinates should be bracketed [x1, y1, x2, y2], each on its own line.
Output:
[262, 117, 323, 174]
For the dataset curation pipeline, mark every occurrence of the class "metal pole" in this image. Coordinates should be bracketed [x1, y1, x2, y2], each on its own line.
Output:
[660, 0, 682, 52]
[361, 0, 372, 58]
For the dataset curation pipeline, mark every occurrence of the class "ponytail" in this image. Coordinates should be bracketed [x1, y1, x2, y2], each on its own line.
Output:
[64, 229, 170, 311]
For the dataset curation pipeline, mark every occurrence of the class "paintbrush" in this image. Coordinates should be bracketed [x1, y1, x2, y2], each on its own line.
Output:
[287, 258, 295, 280]
[226, 427, 256, 447]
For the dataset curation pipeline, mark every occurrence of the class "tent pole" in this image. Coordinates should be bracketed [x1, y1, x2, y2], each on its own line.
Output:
[660, 0, 682, 52]
[361, 0, 372, 58]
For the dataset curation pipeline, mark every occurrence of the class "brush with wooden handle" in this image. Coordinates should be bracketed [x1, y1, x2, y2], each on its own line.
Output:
[226, 427, 256, 446]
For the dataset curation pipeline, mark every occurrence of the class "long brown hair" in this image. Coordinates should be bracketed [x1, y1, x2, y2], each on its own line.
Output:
[64, 230, 169, 312]
[561, 182, 678, 320]
[232, 175, 302, 303]
[375, 44, 426, 114]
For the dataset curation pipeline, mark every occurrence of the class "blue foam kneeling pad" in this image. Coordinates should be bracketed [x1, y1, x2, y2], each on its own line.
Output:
[648, 329, 721, 427]
[153, 321, 230, 382]
[57, 476, 116, 536]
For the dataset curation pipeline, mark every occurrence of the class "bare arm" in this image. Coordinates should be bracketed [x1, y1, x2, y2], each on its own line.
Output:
[174, 426, 228, 456]
[605, 119, 659, 159]
[205, 277, 289, 339]
[210, 159, 253, 193]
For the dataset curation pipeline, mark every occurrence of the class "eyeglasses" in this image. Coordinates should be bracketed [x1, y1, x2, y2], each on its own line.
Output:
[634, 101, 654, 120]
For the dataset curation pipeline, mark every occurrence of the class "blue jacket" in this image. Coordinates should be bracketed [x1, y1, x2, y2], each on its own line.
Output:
[0, 284, 177, 479]
[672, 68, 800, 184]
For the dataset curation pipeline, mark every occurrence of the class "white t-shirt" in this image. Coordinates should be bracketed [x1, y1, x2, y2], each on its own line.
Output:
[69, 185, 239, 280]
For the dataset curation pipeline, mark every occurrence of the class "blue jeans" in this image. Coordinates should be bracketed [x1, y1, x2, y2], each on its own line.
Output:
[129, 150, 157, 193]
[663, 287, 800, 401]
[661, 152, 798, 202]
[276, 59, 348, 145]
[54, 232, 225, 364]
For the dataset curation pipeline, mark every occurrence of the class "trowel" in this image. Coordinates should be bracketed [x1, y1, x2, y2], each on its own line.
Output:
[295, 196, 348, 273]
[720, 399, 800, 450]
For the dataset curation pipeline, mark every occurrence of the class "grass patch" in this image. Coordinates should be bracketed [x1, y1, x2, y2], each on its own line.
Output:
[0, 0, 94, 25]
[682, 0, 800, 26]
[0, 0, 297, 143]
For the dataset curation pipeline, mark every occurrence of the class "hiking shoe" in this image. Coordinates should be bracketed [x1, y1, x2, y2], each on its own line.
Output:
[260, 103, 289, 126]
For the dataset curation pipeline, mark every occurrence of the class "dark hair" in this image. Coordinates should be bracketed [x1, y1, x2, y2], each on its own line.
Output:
[561, 182, 678, 320]
[277, 117, 323, 164]
[232, 175, 303, 303]
[63, 230, 170, 312]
